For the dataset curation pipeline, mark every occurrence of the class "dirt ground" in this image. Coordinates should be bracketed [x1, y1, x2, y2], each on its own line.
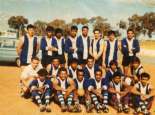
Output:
[0, 63, 155, 115]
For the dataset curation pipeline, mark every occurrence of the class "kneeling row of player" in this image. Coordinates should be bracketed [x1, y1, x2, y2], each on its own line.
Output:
[29, 67, 154, 114]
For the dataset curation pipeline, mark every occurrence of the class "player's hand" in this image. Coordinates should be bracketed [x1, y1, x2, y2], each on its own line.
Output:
[69, 47, 74, 52]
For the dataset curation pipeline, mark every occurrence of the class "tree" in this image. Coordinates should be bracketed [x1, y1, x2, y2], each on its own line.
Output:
[72, 18, 89, 25]
[8, 16, 28, 37]
[128, 12, 155, 38]
[118, 20, 127, 29]
[91, 16, 111, 36]
[34, 20, 47, 36]
[48, 19, 66, 29]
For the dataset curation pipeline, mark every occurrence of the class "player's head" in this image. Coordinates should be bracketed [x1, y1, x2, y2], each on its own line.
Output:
[70, 25, 78, 38]
[31, 57, 40, 69]
[82, 26, 89, 37]
[58, 67, 68, 80]
[140, 72, 150, 85]
[27, 24, 35, 37]
[70, 58, 78, 70]
[52, 57, 60, 68]
[95, 69, 102, 81]
[76, 69, 84, 81]
[127, 28, 135, 39]
[132, 56, 141, 69]
[93, 28, 100, 39]
[112, 71, 122, 84]
[55, 28, 63, 39]
[37, 68, 48, 82]
[107, 30, 115, 41]
[46, 26, 54, 38]
[87, 56, 94, 68]
[109, 60, 118, 71]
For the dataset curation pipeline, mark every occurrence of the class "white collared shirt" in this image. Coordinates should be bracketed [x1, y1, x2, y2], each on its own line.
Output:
[127, 38, 134, 56]
[77, 79, 84, 89]
[82, 35, 88, 59]
[95, 79, 101, 89]
[108, 39, 116, 64]
[20, 63, 43, 79]
[46, 36, 53, 56]
[70, 36, 78, 58]
[69, 66, 77, 79]
[86, 65, 95, 79]
[56, 37, 63, 55]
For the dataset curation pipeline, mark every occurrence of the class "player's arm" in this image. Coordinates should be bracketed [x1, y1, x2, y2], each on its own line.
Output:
[53, 79, 63, 91]
[16, 37, 24, 56]
[96, 39, 104, 59]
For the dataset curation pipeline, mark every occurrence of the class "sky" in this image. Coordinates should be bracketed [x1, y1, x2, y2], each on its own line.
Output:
[0, 0, 155, 31]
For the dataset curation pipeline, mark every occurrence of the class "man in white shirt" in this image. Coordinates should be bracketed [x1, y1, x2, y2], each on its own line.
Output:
[20, 57, 43, 97]
[89, 29, 104, 66]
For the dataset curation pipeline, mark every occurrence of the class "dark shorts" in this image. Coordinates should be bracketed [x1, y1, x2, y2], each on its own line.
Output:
[41, 55, 53, 67]
[122, 56, 134, 66]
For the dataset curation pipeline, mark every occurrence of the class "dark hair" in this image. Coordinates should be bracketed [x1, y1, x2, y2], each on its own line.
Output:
[52, 56, 60, 62]
[109, 60, 118, 67]
[55, 28, 63, 35]
[37, 68, 48, 77]
[31, 57, 40, 61]
[127, 28, 134, 33]
[95, 69, 102, 75]
[46, 26, 54, 32]
[132, 56, 141, 64]
[113, 71, 122, 78]
[107, 30, 115, 36]
[71, 25, 78, 31]
[76, 69, 84, 75]
[70, 58, 78, 64]
[141, 72, 150, 80]
[27, 24, 35, 30]
[82, 26, 89, 31]
[87, 55, 94, 61]
[93, 28, 100, 33]
[58, 67, 67, 75]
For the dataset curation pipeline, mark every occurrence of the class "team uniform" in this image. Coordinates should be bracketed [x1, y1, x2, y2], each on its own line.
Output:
[40, 36, 57, 67]
[65, 36, 78, 65]
[68, 66, 77, 79]
[54, 37, 66, 64]
[88, 78, 109, 112]
[76, 35, 91, 64]
[29, 78, 52, 111]
[131, 64, 144, 80]
[47, 64, 60, 79]
[73, 78, 91, 112]
[103, 39, 119, 67]
[108, 80, 130, 113]
[133, 82, 154, 114]
[83, 64, 100, 79]
[20, 34, 38, 65]
[121, 38, 140, 66]
[104, 68, 123, 85]
[90, 38, 104, 66]
[55, 77, 74, 112]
